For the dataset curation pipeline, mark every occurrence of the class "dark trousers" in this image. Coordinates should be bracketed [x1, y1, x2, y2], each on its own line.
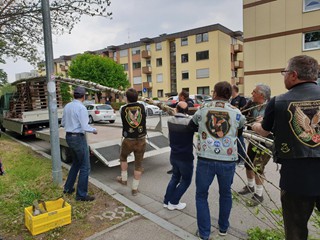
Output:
[281, 190, 320, 240]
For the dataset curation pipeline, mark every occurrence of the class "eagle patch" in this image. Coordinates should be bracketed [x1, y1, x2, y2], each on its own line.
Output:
[288, 101, 320, 147]
[125, 106, 143, 128]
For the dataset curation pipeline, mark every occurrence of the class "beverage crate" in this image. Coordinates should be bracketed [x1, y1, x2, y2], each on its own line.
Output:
[24, 198, 71, 236]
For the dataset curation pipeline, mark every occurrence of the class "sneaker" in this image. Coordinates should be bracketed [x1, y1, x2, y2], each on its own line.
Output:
[167, 169, 173, 174]
[218, 230, 227, 236]
[76, 195, 95, 202]
[195, 230, 211, 240]
[116, 176, 127, 186]
[247, 193, 264, 207]
[163, 203, 168, 208]
[238, 185, 254, 195]
[168, 202, 186, 211]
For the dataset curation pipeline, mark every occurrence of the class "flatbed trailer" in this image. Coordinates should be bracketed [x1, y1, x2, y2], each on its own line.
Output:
[36, 125, 170, 167]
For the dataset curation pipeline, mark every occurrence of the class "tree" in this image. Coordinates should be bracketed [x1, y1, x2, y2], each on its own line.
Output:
[0, 0, 112, 64]
[68, 53, 130, 89]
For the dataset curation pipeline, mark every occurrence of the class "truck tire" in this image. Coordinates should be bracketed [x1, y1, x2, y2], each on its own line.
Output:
[60, 146, 72, 163]
[0, 124, 5, 132]
[109, 120, 115, 123]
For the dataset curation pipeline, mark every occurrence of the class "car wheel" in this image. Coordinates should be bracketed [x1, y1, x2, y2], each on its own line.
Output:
[109, 120, 115, 123]
[89, 115, 94, 124]
[60, 146, 72, 163]
[0, 124, 5, 132]
[147, 108, 153, 116]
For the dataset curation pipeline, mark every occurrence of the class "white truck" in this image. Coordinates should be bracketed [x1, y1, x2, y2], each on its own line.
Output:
[0, 77, 63, 136]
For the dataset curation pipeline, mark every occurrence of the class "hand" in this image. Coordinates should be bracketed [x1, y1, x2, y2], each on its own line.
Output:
[93, 130, 98, 135]
[255, 115, 263, 123]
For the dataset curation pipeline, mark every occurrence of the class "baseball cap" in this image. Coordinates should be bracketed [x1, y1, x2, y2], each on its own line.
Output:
[74, 86, 86, 97]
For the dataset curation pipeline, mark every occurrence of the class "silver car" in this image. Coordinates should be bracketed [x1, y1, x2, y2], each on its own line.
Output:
[137, 101, 162, 116]
[86, 104, 116, 124]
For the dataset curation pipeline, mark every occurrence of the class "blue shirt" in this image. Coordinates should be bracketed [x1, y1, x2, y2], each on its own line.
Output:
[61, 99, 96, 133]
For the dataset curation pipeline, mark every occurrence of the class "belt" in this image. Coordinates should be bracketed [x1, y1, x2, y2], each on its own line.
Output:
[66, 132, 84, 136]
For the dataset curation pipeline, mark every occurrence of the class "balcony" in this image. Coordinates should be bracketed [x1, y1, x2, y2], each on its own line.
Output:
[142, 66, 152, 74]
[143, 82, 152, 89]
[232, 77, 244, 84]
[141, 50, 151, 58]
[233, 44, 243, 53]
[234, 60, 243, 69]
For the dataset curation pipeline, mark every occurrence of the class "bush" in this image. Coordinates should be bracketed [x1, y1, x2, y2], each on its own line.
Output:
[247, 227, 284, 240]
[111, 102, 126, 110]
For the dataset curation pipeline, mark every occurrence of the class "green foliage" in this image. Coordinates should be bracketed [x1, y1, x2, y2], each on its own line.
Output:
[68, 53, 130, 89]
[247, 227, 284, 240]
[111, 102, 126, 110]
[0, 83, 16, 96]
[60, 82, 72, 105]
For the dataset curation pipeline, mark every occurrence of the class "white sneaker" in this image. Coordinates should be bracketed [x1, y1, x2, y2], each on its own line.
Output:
[168, 202, 186, 210]
[163, 203, 168, 208]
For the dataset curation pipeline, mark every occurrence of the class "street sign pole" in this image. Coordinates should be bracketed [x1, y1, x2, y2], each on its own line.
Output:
[41, 0, 62, 185]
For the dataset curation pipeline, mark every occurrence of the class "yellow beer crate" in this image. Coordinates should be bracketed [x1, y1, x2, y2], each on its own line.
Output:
[24, 198, 71, 236]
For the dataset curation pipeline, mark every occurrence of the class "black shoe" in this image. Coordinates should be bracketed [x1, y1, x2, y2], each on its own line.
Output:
[76, 195, 95, 201]
[63, 188, 75, 194]
[238, 185, 254, 195]
[167, 169, 173, 174]
[247, 193, 264, 207]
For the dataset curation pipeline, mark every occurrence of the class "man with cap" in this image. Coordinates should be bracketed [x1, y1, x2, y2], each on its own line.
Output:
[61, 86, 97, 201]
[163, 101, 195, 210]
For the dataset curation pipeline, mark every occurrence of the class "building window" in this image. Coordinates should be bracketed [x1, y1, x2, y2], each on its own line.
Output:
[122, 63, 128, 71]
[146, 59, 151, 66]
[148, 90, 152, 98]
[196, 68, 209, 79]
[156, 73, 163, 83]
[181, 37, 188, 46]
[132, 47, 140, 55]
[146, 44, 151, 51]
[182, 87, 189, 92]
[147, 75, 152, 82]
[156, 58, 162, 67]
[196, 32, 209, 43]
[156, 42, 162, 51]
[196, 50, 209, 61]
[157, 90, 163, 98]
[120, 49, 128, 57]
[181, 54, 189, 63]
[113, 51, 117, 61]
[303, 31, 320, 50]
[133, 76, 142, 84]
[182, 71, 189, 80]
[304, 0, 320, 12]
[197, 86, 210, 95]
[133, 62, 141, 69]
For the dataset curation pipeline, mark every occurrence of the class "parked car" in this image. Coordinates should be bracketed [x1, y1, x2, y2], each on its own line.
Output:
[137, 101, 162, 116]
[86, 104, 116, 124]
[190, 94, 212, 105]
[165, 96, 179, 107]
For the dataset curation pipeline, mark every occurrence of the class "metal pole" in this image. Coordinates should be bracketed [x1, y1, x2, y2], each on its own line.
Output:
[41, 0, 62, 185]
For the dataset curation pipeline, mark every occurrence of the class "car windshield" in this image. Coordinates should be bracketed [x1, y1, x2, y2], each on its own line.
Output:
[96, 105, 112, 110]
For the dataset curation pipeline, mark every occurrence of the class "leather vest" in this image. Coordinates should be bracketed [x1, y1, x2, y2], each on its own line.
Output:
[274, 83, 320, 160]
[120, 102, 147, 138]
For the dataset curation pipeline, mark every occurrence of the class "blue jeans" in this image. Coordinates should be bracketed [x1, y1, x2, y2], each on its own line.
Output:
[237, 135, 246, 164]
[64, 134, 90, 199]
[164, 159, 193, 205]
[196, 158, 236, 239]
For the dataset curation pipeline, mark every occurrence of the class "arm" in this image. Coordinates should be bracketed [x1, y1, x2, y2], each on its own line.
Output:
[252, 97, 275, 137]
[79, 107, 97, 133]
[187, 109, 200, 132]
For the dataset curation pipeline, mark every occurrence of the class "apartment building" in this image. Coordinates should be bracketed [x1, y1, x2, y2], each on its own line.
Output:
[44, 24, 243, 100]
[243, 0, 320, 96]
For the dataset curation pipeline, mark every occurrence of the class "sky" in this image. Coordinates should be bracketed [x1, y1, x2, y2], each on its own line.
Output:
[1, 0, 243, 83]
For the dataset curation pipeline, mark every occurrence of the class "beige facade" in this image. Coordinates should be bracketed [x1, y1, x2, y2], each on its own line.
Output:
[46, 24, 243, 100]
[243, 0, 320, 97]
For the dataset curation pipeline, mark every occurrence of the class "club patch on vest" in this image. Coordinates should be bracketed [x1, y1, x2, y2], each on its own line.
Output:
[125, 106, 143, 128]
[206, 110, 230, 138]
[288, 101, 320, 147]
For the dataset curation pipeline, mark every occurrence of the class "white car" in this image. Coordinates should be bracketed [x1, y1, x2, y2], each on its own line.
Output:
[86, 104, 116, 124]
[138, 101, 162, 116]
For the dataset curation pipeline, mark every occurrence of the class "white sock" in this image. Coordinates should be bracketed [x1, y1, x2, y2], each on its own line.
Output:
[247, 178, 255, 188]
[121, 171, 128, 181]
[132, 178, 140, 190]
[255, 185, 263, 196]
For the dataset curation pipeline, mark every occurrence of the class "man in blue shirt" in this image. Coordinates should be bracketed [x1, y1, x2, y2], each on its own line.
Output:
[61, 86, 97, 201]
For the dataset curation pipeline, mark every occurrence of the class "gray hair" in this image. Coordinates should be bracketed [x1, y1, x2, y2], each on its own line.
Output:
[287, 55, 319, 81]
[256, 83, 271, 101]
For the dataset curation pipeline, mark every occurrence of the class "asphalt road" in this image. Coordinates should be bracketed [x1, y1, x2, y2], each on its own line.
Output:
[8, 113, 318, 239]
